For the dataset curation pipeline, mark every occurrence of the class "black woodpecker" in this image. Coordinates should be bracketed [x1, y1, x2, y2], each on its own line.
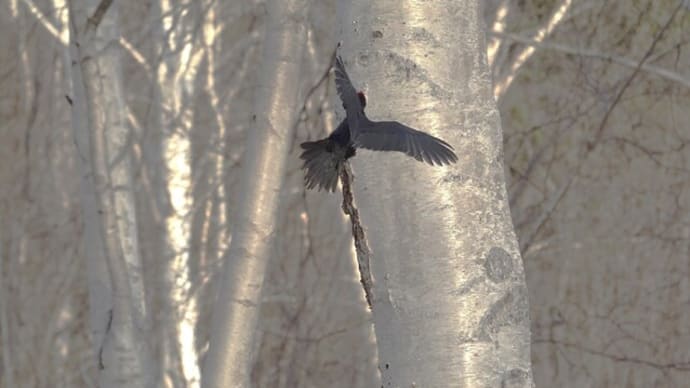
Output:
[300, 56, 457, 192]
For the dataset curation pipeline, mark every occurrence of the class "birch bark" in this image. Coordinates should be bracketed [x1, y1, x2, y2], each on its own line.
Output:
[202, 0, 308, 386]
[337, 1, 535, 386]
[68, 0, 155, 386]
[148, 1, 206, 385]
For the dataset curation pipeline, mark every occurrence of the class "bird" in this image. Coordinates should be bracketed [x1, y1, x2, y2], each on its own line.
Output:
[300, 56, 457, 192]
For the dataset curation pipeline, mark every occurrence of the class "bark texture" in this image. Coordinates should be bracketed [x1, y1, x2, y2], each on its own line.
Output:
[337, 1, 535, 386]
[201, 0, 308, 387]
[68, 0, 155, 386]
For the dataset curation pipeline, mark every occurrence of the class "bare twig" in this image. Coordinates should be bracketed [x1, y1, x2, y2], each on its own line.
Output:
[290, 45, 337, 151]
[589, 1, 685, 150]
[87, 0, 113, 30]
[521, 178, 572, 254]
[339, 163, 374, 308]
[492, 0, 574, 98]
[492, 31, 690, 89]
[519, 3, 685, 253]
[535, 338, 690, 372]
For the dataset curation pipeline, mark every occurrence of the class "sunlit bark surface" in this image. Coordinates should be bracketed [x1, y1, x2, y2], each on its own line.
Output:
[337, 1, 534, 387]
[202, 0, 309, 387]
[146, 0, 206, 385]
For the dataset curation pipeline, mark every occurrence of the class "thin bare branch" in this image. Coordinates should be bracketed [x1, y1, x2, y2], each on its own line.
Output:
[87, 0, 113, 30]
[493, 0, 574, 98]
[589, 2, 685, 149]
[491, 31, 690, 89]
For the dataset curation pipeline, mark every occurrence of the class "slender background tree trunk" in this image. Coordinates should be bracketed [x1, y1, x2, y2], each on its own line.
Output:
[202, 0, 309, 386]
[149, 0, 205, 385]
[68, 0, 155, 387]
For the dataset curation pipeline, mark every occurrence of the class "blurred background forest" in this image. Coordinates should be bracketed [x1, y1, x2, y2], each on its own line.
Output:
[1, 0, 690, 387]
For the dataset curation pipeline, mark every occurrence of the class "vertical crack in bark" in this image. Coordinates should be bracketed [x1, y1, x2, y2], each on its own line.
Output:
[339, 163, 373, 308]
[98, 308, 113, 370]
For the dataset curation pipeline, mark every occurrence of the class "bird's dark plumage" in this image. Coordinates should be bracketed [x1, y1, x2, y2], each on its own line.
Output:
[300, 55, 457, 192]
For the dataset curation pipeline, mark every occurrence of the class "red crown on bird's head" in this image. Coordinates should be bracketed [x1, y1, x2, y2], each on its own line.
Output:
[357, 91, 366, 108]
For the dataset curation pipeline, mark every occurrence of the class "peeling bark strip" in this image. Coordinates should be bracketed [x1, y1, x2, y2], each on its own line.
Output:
[339, 163, 374, 307]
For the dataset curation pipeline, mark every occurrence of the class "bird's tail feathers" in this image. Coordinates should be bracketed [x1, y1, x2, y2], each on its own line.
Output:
[299, 139, 341, 192]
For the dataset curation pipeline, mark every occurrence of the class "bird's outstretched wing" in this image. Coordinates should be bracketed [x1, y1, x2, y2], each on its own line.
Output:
[334, 56, 365, 137]
[354, 121, 457, 166]
[300, 139, 341, 192]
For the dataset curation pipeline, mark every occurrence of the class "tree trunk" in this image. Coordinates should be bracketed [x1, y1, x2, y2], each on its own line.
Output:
[149, 0, 205, 385]
[337, 1, 535, 386]
[68, 1, 155, 386]
[202, 0, 308, 387]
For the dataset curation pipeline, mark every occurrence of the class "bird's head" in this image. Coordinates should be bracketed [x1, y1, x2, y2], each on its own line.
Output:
[357, 91, 367, 108]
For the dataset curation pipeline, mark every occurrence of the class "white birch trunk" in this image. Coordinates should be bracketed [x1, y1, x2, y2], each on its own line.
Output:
[149, 0, 205, 385]
[337, 1, 535, 386]
[68, 1, 155, 386]
[202, 0, 308, 386]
